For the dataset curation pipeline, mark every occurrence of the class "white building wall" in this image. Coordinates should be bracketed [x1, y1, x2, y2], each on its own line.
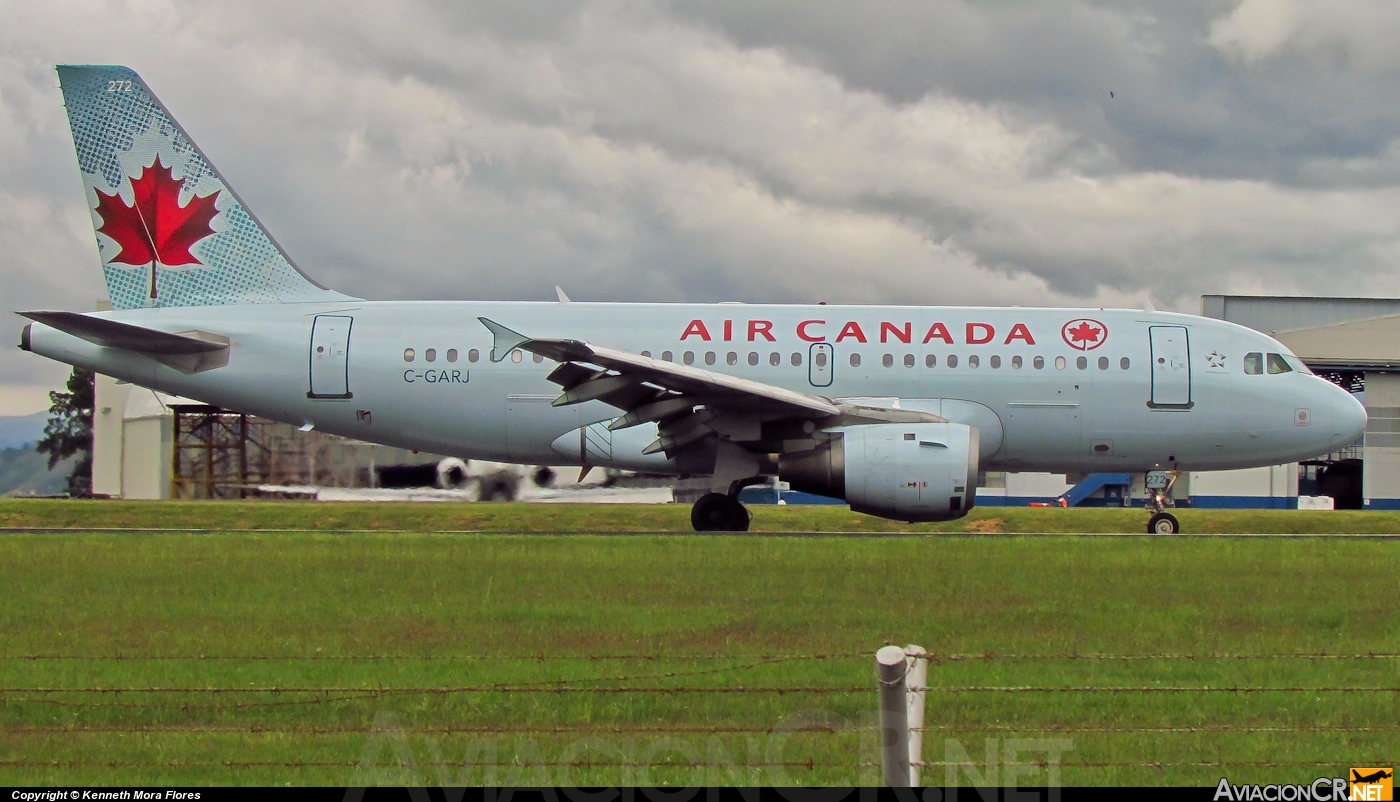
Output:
[1005, 472, 1072, 498]
[115, 388, 177, 500]
[120, 416, 171, 499]
[1363, 373, 1400, 507]
[91, 374, 129, 497]
[1188, 466, 1292, 497]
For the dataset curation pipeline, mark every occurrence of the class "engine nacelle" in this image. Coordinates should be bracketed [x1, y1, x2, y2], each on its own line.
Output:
[779, 422, 979, 522]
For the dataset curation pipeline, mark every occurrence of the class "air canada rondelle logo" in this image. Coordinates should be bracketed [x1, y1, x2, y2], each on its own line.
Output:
[1061, 318, 1107, 351]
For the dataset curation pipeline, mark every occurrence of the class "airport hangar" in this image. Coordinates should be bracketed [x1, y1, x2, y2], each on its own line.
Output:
[88, 294, 1389, 510]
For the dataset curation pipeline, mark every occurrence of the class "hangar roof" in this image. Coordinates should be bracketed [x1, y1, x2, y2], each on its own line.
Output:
[1273, 314, 1400, 371]
[1201, 295, 1400, 334]
[1201, 294, 1400, 372]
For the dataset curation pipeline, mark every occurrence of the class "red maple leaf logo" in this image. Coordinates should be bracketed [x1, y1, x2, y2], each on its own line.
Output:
[93, 155, 220, 299]
[1068, 322, 1100, 344]
[1061, 318, 1107, 350]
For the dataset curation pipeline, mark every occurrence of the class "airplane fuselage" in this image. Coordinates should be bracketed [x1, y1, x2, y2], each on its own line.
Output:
[24, 301, 1364, 475]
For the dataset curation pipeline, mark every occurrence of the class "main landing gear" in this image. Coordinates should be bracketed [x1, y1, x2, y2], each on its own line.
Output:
[692, 492, 751, 532]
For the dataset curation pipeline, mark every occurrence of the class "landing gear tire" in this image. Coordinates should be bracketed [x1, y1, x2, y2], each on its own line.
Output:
[1147, 512, 1179, 535]
[692, 493, 751, 532]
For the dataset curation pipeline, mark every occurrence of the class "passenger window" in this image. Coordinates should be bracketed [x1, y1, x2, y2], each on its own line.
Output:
[1011, 355, 1022, 369]
[989, 355, 1001, 369]
[705, 352, 716, 366]
[792, 352, 803, 366]
[769, 352, 781, 366]
[447, 349, 458, 363]
[948, 355, 959, 368]
[510, 349, 523, 363]
[925, 354, 936, 368]
[815, 352, 827, 367]
[1266, 353, 1293, 374]
[850, 353, 861, 367]
[533, 353, 544, 363]
[641, 350, 652, 358]
[882, 353, 894, 368]
[662, 351, 674, 362]
[683, 351, 695, 365]
[749, 352, 760, 366]
[425, 348, 437, 363]
[1055, 356, 1066, 370]
[727, 352, 738, 366]
[468, 349, 479, 363]
[903, 354, 914, 368]
[403, 348, 415, 362]
[1098, 356, 1108, 370]
[1033, 356, 1044, 369]
[1243, 352, 1263, 375]
[1119, 357, 1129, 370]
[968, 355, 980, 368]
[1076, 356, 1087, 370]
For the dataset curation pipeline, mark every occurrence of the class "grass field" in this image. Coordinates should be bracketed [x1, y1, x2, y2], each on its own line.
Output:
[0, 500, 1396, 787]
[9, 498, 1400, 533]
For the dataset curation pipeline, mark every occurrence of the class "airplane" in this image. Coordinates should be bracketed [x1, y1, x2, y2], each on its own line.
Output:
[17, 65, 1368, 533]
[1353, 770, 1393, 785]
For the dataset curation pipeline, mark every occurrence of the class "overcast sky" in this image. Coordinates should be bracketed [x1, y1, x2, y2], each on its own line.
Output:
[3, 0, 1400, 414]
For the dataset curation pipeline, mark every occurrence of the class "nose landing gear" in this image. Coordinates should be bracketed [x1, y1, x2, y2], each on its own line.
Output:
[1145, 470, 1180, 534]
[1148, 511, 1179, 534]
[691, 492, 751, 532]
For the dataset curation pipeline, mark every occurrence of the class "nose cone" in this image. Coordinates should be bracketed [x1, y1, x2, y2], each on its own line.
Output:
[1329, 386, 1367, 447]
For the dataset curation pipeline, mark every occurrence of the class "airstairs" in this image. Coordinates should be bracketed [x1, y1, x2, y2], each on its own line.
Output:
[1057, 473, 1134, 507]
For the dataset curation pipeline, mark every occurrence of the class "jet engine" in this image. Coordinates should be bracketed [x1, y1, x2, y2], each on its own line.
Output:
[779, 422, 979, 522]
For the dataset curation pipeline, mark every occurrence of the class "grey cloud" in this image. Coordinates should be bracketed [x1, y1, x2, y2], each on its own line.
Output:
[2, 0, 1400, 410]
[666, 0, 1400, 184]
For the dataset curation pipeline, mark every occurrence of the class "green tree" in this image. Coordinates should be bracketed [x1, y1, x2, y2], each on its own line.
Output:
[37, 367, 94, 497]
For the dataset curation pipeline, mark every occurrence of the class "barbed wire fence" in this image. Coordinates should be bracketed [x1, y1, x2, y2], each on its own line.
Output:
[875, 645, 1398, 787]
[0, 649, 1395, 783]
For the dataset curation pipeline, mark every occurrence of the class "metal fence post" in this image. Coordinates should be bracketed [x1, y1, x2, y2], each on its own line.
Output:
[905, 645, 929, 786]
[876, 645, 911, 787]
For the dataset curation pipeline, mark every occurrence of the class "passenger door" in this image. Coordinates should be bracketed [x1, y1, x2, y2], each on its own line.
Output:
[308, 314, 353, 399]
[808, 342, 833, 387]
[1149, 326, 1192, 408]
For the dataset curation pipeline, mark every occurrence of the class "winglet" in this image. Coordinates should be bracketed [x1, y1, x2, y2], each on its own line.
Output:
[478, 318, 531, 362]
[555, 286, 571, 303]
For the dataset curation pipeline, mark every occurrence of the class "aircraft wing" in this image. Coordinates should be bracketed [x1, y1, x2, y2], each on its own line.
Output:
[480, 317, 940, 455]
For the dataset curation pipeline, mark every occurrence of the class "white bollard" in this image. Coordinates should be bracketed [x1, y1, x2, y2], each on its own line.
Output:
[905, 645, 929, 786]
[876, 645, 911, 787]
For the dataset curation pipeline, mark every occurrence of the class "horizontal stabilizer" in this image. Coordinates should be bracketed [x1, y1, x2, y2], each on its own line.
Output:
[20, 311, 228, 354]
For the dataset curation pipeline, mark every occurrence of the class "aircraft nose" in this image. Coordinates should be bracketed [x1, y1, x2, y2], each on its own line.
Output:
[1328, 384, 1367, 447]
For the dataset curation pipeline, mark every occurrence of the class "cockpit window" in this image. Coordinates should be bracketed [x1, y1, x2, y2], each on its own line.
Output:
[1243, 352, 1263, 375]
[1283, 354, 1313, 374]
[1266, 353, 1292, 374]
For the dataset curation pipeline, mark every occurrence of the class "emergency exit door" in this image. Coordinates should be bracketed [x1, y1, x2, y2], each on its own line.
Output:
[308, 315, 353, 399]
[1148, 325, 1191, 408]
[809, 342, 833, 387]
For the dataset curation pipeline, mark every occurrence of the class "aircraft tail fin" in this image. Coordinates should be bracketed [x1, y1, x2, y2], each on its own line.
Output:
[55, 65, 353, 309]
